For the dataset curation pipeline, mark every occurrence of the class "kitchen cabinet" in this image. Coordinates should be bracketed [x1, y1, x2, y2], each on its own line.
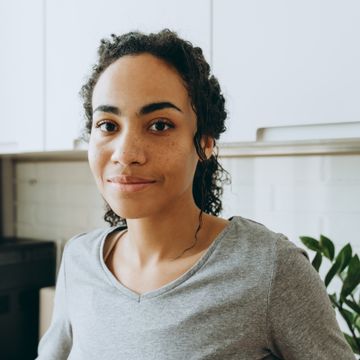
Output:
[2, 1, 359, 152]
[45, 0, 212, 151]
[0, 0, 44, 153]
[213, 0, 360, 142]
[0, 0, 211, 154]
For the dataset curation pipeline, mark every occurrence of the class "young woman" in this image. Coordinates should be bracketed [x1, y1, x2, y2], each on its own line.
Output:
[36, 30, 355, 359]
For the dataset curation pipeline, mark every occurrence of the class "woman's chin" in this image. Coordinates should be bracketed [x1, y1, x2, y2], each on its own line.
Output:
[108, 205, 154, 220]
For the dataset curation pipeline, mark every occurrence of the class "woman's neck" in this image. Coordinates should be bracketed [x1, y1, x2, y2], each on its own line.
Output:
[123, 204, 205, 268]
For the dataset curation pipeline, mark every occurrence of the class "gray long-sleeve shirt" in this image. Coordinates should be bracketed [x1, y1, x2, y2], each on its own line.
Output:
[36, 216, 356, 359]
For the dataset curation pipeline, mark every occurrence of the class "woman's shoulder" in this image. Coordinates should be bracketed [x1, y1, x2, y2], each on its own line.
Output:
[62, 225, 126, 258]
[225, 215, 309, 261]
[227, 215, 285, 245]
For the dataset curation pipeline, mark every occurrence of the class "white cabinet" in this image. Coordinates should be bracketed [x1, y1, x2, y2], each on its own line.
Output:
[45, 0, 211, 151]
[2, 1, 359, 152]
[213, 0, 360, 142]
[0, 0, 44, 153]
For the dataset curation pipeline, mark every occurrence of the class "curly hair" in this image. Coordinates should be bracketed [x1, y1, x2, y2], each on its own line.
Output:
[79, 29, 231, 229]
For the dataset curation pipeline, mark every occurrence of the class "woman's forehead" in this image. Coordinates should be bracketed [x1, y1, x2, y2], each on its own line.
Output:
[96, 54, 184, 91]
[92, 53, 191, 111]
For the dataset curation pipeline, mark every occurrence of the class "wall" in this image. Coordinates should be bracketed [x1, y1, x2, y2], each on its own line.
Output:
[16, 160, 105, 241]
[221, 155, 360, 254]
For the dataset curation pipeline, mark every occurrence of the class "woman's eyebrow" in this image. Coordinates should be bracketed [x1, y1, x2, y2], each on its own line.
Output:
[93, 102, 183, 116]
[139, 101, 183, 115]
[93, 105, 119, 115]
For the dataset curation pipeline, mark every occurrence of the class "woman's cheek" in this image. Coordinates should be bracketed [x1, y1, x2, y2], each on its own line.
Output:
[88, 145, 107, 186]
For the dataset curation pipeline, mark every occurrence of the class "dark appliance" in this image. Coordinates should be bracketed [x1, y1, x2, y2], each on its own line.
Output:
[0, 237, 56, 360]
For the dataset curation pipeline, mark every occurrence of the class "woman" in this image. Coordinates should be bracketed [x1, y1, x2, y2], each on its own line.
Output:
[36, 30, 355, 359]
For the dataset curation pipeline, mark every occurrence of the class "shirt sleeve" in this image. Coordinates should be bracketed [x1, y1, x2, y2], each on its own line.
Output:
[35, 242, 73, 359]
[266, 235, 356, 360]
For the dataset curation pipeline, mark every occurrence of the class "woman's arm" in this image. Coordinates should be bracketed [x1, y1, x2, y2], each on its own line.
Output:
[35, 242, 73, 359]
[266, 235, 356, 359]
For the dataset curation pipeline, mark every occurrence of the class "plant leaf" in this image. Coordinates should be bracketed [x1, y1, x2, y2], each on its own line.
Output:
[344, 299, 360, 314]
[300, 236, 322, 252]
[339, 268, 348, 282]
[325, 260, 342, 287]
[311, 251, 322, 272]
[320, 234, 335, 260]
[344, 333, 360, 355]
[342, 308, 355, 324]
[355, 316, 360, 332]
[328, 293, 338, 309]
[329, 293, 337, 302]
[337, 244, 353, 273]
[341, 255, 360, 300]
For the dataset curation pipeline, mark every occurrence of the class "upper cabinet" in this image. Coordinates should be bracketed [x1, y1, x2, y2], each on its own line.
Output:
[213, 0, 360, 142]
[4, 0, 358, 152]
[0, 0, 44, 153]
[0, 0, 211, 154]
[45, 0, 211, 151]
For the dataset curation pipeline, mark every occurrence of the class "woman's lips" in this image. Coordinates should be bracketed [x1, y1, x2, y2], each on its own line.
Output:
[107, 176, 156, 192]
[111, 183, 154, 192]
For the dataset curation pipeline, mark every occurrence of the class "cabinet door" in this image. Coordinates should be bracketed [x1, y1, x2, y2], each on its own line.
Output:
[213, 0, 360, 142]
[46, 0, 211, 151]
[0, 0, 44, 154]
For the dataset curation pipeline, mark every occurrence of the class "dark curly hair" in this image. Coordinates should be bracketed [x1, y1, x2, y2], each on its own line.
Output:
[80, 29, 231, 232]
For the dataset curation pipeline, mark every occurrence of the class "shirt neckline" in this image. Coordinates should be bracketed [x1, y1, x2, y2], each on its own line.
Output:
[99, 216, 237, 302]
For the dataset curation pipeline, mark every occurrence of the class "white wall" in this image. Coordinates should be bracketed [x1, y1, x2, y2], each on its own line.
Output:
[221, 155, 360, 255]
[15, 161, 105, 240]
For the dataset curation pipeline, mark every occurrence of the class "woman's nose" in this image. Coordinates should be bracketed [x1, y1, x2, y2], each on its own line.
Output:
[110, 130, 146, 166]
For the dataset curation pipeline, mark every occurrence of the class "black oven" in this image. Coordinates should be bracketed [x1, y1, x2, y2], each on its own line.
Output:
[0, 237, 56, 360]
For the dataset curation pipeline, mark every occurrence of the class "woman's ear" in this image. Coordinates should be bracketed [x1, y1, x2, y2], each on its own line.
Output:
[200, 136, 215, 160]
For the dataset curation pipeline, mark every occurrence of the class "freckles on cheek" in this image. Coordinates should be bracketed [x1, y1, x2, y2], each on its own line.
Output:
[168, 142, 196, 171]
[89, 147, 105, 180]
[166, 142, 183, 162]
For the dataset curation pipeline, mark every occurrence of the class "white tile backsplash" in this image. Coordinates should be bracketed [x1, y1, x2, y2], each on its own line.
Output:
[14, 155, 360, 253]
[323, 155, 360, 183]
[13, 153, 360, 334]
[254, 156, 324, 184]
[15, 161, 107, 242]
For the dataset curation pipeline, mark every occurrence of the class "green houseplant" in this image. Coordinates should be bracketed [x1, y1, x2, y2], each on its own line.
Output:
[300, 235, 360, 356]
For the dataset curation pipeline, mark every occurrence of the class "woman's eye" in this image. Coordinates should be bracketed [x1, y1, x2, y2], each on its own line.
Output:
[95, 121, 117, 133]
[149, 120, 174, 132]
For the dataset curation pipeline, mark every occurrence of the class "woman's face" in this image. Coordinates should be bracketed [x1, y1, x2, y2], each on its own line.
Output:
[88, 53, 210, 219]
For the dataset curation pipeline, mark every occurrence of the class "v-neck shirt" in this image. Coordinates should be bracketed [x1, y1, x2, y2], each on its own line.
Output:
[100, 218, 234, 302]
[36, 215, 355, 360]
